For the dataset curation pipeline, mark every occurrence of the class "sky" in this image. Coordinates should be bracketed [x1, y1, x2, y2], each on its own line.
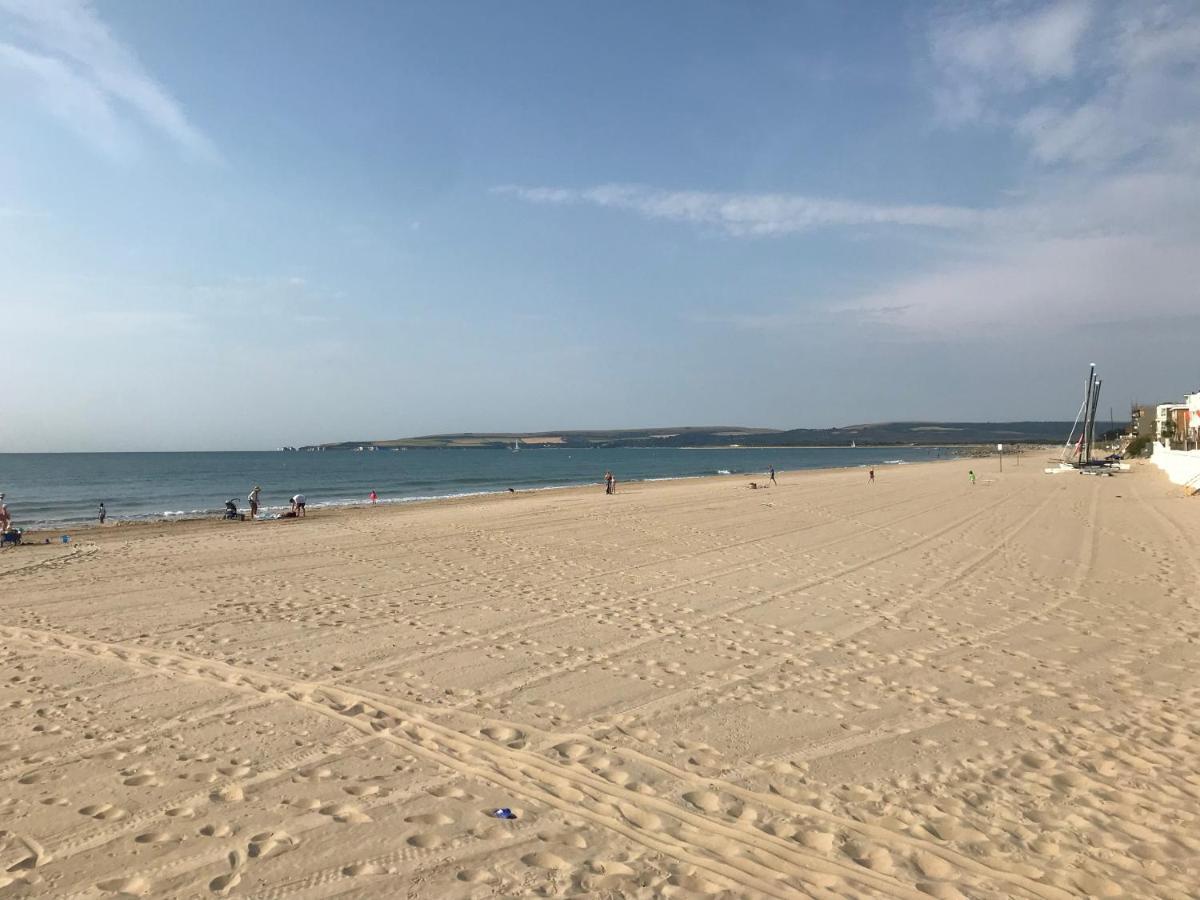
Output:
[2, 0, 1199, 451]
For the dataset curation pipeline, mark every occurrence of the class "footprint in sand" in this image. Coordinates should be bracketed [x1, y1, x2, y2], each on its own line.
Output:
[209, 849, 244, 896]
[79, 803, 127, 821]
[248, 831, 297, 859]
[342, 861, 390, 876]
[456, 868, 495, 883]
[554, 742, 590, 761]
[406, 832, 444, 849]
[480, 725, 526, 747]
[682, 790, 723, 812]
[522, 851, 571, 871]
[912, 850, 956, 880]
[121, 772, 161, 787]
[800, 830, 835, 853]
[318, 803, 371, 824]
[427, 785, 470, 799]
[294, 766, 332, 783]
[209, 784, 243, 803]
[97, 876, 151, 896]
[134, 830, 179, 844]
[17, 771, 61, 786]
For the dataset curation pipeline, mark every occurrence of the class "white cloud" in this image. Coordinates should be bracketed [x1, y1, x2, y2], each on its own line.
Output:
[0, 0, 217, 160]
[838, 0, 1200, 335]
[840, 236, 1199, 335]
[930, 0, 1094, 123]
[931, 0, 1199, 170]
[493, 183, 985, 236]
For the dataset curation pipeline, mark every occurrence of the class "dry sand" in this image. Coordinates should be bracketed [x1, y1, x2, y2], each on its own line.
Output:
[1, 458, 1198, 898]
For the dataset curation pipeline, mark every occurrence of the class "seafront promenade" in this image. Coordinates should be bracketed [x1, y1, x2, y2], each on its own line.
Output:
[1, 459, 1196, 897]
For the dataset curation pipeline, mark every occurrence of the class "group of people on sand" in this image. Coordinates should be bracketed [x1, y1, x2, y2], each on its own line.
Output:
[604, 471, 617, 494]
[228, 487, 381, 521]
[224, 486, 307, 521]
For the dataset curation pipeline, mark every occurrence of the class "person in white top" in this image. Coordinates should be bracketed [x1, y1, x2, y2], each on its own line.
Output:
[291, 493, 306, 517]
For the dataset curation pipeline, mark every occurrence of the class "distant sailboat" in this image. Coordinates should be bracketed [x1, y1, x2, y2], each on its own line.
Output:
[850, 440, 856, 448]
[512, 439, 520, 452]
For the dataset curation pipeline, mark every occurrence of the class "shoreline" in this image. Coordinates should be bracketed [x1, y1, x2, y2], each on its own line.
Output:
[15, 457, 953, 544]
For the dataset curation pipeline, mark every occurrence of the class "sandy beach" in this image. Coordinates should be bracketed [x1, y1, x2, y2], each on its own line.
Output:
[1, 457, 1197, 898]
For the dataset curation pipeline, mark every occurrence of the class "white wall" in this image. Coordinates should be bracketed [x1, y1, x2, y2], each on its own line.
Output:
[1151, 441, 1200, 492]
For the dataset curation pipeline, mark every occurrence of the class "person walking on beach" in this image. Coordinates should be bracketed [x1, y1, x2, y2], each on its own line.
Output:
[291, 493, 306, 516]
[369, 489, 378, 505]
[769, 466, 776, 485]
[968, 469, 976, 485]
[604, 471, 614, 495]
[248, 485, 261, 519]
[98, 502, 107, 524]
[868, 469, 875, 484]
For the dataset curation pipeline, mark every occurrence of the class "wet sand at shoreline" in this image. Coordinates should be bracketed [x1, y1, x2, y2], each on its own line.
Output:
[2, 458, 1197, 897]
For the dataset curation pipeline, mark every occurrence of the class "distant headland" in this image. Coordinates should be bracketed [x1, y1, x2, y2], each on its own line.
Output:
[299, 421, 1081, 451]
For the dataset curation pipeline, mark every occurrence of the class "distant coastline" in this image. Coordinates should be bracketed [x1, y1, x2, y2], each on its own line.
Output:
[301, 421, 1079, 452]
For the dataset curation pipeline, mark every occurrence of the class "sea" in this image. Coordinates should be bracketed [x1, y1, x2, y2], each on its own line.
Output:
[0, 447, 954, 528]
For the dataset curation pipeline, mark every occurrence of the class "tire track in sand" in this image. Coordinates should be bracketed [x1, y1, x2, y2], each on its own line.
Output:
[1, 623, 1074, 900]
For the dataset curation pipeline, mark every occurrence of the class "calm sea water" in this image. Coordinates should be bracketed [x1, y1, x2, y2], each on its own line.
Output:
[0, 447, 953, 527]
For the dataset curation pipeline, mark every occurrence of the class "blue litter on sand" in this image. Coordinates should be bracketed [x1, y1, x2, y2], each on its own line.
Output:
[61, 535, 70, 544]
[493, 808, 516, 820]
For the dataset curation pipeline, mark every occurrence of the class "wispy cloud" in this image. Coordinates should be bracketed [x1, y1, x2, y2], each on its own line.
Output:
[929, 0, 1094, 123]
[837, 0, 1200, 334]
[493, 183, 985, 236]
[0, 0, 218, 161]
[839, 235, 1199, 335]
[928, 0, 1199, 170]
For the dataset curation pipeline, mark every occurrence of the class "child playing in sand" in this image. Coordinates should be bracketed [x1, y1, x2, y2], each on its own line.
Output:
[969, 470, 976, 485]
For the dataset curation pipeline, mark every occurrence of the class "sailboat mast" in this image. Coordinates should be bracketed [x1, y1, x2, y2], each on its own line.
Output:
[1080, 365, 1096, 464]
[1088, 378, 1103, 462]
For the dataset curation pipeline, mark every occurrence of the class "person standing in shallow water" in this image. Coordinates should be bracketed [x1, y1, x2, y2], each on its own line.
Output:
[98, 503, 107, 524]
[369, 489, 378, 505]
[248, 485, 261, 519]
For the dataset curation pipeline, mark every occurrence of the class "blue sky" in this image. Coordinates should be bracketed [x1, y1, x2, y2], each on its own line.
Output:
[2, 0, 1198, 450]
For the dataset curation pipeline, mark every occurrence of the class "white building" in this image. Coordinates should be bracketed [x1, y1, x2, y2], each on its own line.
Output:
[1187, 392, 1200, 445]
[1156, 403, 1189, 447]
